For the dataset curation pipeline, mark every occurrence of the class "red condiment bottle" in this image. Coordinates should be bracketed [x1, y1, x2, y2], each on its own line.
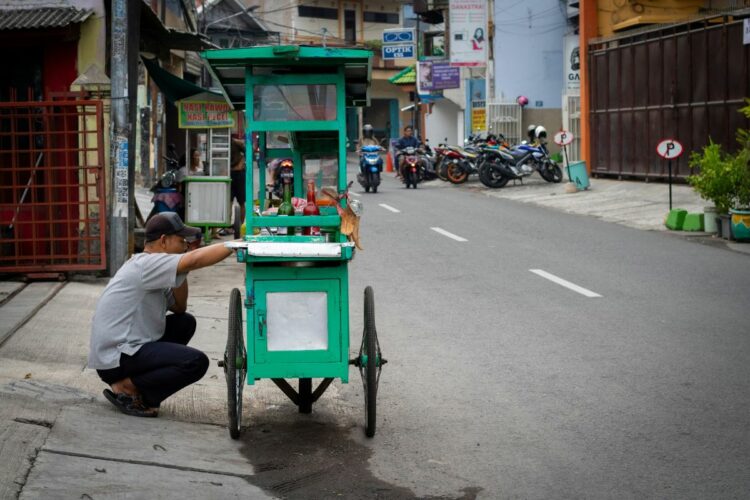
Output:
[302, 180, 321, 236]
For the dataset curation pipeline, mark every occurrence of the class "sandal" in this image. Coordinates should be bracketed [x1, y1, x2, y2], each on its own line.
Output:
[103, 389, 158, 418]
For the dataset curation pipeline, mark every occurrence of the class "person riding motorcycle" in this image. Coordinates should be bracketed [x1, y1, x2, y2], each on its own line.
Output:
[358, 124, 381, 174]
[394, 125, 420, 177]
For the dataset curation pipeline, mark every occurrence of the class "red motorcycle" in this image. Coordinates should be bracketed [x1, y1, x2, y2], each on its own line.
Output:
[400, 146, 421, 189]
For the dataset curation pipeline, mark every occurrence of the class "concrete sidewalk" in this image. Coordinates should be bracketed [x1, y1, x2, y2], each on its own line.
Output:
[436, 174, 750, 255]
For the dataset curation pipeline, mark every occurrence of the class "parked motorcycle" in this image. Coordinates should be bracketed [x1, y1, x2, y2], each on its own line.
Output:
[356, 145, 383, 193]
[478, 127, 563, 188]
[148, 154, 184, 220]
[419, 140, 438, 181]
[444, 145, 482, 184]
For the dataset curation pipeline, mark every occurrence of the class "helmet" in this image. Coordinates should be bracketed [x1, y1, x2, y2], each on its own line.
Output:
[516, 95, 529, 107]
[534, 125, 548, 143]
[279, 158, 293, 169]
[363, 123, 373, 139]
[527, 125, 537, 141]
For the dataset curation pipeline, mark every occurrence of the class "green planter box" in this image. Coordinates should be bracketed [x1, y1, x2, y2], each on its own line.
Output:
[665, 209, 687, 230]
[683, 213, 704, 231]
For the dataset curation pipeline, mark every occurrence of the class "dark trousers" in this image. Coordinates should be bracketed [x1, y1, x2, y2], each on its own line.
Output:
[97, 313, 209, 408]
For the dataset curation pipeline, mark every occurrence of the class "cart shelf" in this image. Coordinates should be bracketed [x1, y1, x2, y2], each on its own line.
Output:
[226, 241, 355, 259]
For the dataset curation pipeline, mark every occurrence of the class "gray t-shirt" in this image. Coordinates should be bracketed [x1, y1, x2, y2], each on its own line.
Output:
[88, 253, 187, 369]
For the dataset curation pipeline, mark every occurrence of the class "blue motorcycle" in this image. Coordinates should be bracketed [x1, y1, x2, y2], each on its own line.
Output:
[357, 145, 383, 193]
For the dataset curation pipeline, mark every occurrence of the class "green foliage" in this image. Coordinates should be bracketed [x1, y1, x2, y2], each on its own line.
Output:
[688, 99, 750, 212]
[363, 40, 382, 52]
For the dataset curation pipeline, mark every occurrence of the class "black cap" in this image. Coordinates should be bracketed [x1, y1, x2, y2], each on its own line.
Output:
[145, 212, 202, 242]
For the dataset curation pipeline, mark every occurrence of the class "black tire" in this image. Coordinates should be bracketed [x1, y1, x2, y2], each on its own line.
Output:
[232, 205, 241, 239]
[547, 164, 563, 183]
[226, 288, 246, 439]
[446, 162, 469, 184]
[437, 159, 449, 181]
[372, 185, 378, 193]
[360, 286, 379, 438]
[365, 186, 370, 193]
[479, 163, 510, 188]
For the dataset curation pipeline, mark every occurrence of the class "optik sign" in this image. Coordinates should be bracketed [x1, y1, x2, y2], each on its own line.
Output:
[564, 34, 580, 93]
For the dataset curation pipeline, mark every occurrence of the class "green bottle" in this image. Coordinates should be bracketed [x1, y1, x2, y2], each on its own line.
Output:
[277, 180, 294, 236]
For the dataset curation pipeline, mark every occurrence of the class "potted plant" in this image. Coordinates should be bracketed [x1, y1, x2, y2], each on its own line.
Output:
[688, 140, 735, 237]
[729, 147, 750, 241]
[688, 99, 750, 241]
[730, 100, 750, 241]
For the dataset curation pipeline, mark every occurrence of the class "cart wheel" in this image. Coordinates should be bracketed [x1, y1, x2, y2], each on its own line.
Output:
[232, 205, 241, 239]
[358, 286, 382, 437]
[225, 288, 246, 439]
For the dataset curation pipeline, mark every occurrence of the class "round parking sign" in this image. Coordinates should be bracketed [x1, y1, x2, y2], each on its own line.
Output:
[656, 139, 683, 159]
[554, 130, 574, 146]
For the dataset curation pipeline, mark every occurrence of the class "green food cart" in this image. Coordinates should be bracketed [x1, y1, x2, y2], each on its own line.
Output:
[176, 92, 240, 243]
[202, 45, 386, 439]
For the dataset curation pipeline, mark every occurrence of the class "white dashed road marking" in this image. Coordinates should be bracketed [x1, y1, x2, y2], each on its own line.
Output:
[379, 204, 401, 213]
[529, 269, 602, 298]
[430, 227, 468, 242]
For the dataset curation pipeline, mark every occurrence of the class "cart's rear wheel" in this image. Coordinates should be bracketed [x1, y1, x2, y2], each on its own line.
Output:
[225, 288, 246, 439]
[359, 286, 381, 437]
[232, 205, 241, 239]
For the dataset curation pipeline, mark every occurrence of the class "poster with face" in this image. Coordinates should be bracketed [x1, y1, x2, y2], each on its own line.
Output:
[449, 0, 488, 67]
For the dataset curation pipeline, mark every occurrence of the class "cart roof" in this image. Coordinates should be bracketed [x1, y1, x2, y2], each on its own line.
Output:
[201, 45, 372, 109]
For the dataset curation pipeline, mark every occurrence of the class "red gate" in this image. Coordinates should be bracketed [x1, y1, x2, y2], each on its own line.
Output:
[589, 15, 750, 179]
[0, 97, 106, 274]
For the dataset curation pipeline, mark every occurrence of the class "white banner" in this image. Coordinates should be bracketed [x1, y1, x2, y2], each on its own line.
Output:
[564, 34, 580, 93]
[449, 0, 487, 67]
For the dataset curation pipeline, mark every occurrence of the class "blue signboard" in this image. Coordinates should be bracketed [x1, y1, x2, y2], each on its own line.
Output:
[382, 29, 415, 44]
[382, 44, 415, 60]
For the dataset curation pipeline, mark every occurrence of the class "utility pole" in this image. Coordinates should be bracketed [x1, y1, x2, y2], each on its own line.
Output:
[414, 15, 420, 135]
[110, 0, 133, 274]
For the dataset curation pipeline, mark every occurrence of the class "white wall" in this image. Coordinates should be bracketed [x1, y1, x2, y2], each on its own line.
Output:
[493, 0, 568, 108]
[426, 99, 461, 146]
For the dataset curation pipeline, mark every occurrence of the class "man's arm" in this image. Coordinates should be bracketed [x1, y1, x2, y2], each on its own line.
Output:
[169, 278, 188, 313]
[176, 241, 233, 274]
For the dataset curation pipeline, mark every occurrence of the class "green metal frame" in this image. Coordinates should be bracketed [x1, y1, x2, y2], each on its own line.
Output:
[202, 45, 371, 386]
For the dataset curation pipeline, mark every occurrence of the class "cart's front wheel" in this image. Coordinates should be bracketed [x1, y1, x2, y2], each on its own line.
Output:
[359, 286, 383, 437]
[225, 288, 246, 439]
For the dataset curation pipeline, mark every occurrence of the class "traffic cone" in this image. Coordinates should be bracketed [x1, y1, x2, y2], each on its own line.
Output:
[385, 151, 393, 172]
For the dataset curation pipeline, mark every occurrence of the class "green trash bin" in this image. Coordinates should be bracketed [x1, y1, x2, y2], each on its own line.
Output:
[567, 160, 590, 190]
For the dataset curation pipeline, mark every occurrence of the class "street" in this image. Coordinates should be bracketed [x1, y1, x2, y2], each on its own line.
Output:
[2, 171, 750, 499]
[345, 172, 750, 498]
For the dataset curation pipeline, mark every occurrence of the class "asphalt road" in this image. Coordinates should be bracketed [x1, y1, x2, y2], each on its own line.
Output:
[337, 170, 750, 498]
[7, 169, 748, 499]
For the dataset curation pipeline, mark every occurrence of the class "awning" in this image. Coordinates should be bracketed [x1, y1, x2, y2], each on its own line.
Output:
[140, 2, 216, 53]
[0, 6, 93, 30]
[201, 45, 372, 109]
[388, 65, 415, 85]
[142, 57, 221, 104]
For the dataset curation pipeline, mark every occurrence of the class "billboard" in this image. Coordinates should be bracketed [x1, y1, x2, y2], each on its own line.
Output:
[416, 61, 461, 94]
[449, 0, 487, 67]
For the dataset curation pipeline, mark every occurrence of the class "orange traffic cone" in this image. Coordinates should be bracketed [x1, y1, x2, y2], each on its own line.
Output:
[385, 151, 393, 172]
